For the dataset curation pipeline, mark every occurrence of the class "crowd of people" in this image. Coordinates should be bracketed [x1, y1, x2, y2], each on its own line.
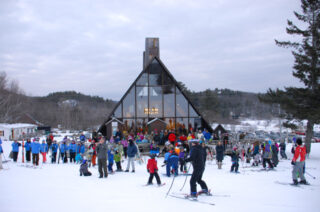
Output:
[0, 129, 309, 196]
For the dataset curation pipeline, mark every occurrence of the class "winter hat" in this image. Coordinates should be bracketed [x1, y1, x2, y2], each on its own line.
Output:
[82, 159, 87, 164]
[150, 154, 156, 159]
[296, 138, 302, 145]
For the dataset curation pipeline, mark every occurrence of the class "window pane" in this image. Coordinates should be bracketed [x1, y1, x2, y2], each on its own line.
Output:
[165, 118, 175, 131]
[114, 103, 122, 118]
[163, 85, 175, 117]
[189, 104, 198, 117]
[149, 60, 162, 86]
[136, 118, 148, 135]
[123, 87, 135, 118]
[123, 119, 135, 133]
[136, 86, 148, 117]
[176, 88, 188, 117]
[136, 71, 148, 86]
[163, 68, 173, 85]
[176, 117, 188, 135]
[149, 87, 162, 118]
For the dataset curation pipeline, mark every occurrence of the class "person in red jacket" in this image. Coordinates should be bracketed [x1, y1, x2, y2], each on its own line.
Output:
[291, 138, 308, 185]
[147, 154, 162, 185]
[168, 132, 176, 145]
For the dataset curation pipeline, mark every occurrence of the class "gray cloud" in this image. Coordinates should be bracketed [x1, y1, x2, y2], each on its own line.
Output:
[0, 0, 302, 100]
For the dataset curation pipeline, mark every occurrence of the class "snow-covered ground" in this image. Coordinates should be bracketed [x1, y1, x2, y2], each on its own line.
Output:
[1, 141, 320, 212]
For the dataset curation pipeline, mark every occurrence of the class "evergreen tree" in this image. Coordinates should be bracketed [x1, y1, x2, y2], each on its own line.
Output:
[260, 0, 320, 153]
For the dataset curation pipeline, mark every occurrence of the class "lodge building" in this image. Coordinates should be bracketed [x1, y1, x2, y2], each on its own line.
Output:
[98, 38, 213, 139]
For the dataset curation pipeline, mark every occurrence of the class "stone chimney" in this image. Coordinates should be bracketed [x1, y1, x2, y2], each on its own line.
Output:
[143, 38, 159, 69]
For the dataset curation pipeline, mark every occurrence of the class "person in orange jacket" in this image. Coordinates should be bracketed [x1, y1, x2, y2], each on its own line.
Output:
[291, 138, 308, 185]
[146, 154, 162, 185]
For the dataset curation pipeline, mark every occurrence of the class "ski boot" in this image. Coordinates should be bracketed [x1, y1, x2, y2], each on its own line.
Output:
[188, 192, 198, 200]
[299, 180, 309, 185]
[198, 189, 211, 196]
[293, 179, 298, 185]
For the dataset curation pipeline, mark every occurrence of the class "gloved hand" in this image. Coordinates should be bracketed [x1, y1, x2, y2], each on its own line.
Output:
[147, 169, 149, 173]
[291, 161, 295, 165]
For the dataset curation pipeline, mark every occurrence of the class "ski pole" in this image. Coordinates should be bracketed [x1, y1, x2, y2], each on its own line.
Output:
[305, 171, 316, 179]
[165, 170, 177, 198]
[180, 163, 192, 191]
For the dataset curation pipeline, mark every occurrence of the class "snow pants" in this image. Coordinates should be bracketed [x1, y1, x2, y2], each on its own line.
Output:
[179, 158, 186, 172]
[231, 162, 239, 172]
[108, 162, 113, 172]
[263, 158, 273, 169]
[280, 150, 287, 159]
[0, 153, 3, 169]
[116, 161, 122, 170]
[70, 152, 76, 163]
[292, 161, 306, 181]
[126, 157, 135, 171]
[61, 152, 68, 163]
[98, 158, 108, 177]
[12, 152, 18, 162]
[51, 152, 57, 163]
[148, 172, 161, 184]
[123, 147, 128, 159]
[41, 152, 47, 163]
[26, 150, 31, 162]
[190, 167, 208, 194]
[32, 153, 39, 166]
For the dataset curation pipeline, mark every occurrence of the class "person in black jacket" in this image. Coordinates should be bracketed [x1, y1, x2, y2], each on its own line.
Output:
[185, 139, 208, 199]
[216, 141, 224, 169]
[96, 137, 108, 178]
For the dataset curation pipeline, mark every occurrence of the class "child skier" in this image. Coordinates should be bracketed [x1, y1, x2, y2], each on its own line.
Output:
[114, 150, 122, 171]
[291, 138, 308, 185]
[40, 140, 48, 163]
[146, 154, 162, 185]
[108, 149, 114, 173]
[230, 147, 240, 173]
[80, 159, 92, 176]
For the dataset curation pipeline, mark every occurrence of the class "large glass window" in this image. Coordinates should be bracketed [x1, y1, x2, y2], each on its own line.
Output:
[136, 71, 148, 86]
[165, 118, 175, 131]
[136, 86, 148, 117]
[149, 87, 162, 118]
[123, 87, 135, 118]
[123, 119, 135, 133]
[136, 118, 148, 134]
[176, 117, 188, 135]
[189, 104, 198, 117]
[176, 88, 188, 117]
[163, 85, 175, 117]
[149, 60, 162, 86]
[163, 68, 173, 85]
[114, 103, 122, 118]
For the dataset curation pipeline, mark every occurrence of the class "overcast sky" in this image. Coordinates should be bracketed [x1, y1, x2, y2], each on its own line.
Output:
[0, 0, 303, 100]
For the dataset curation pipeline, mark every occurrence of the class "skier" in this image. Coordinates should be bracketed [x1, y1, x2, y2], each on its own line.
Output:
[114, 150, 123, 171]
[279, 141, 287, 159]
[252, 141, 260, 166]
[271, 141, 279, 167]
[121, 137, 128, 159]
[229, 147, 240, 173]
[107, 148, 114, 173]
[96, 137, 108, 178]
[146, 154, 162, 185]
[88, 141, 97, 167]
[291, 138, 308, 185]
[185, 139, 209, 199]
[60, 141, 68, 163]
[51, 140, 58, 163]
[167, 151, 179, 177]
[80, 159, 92, 176]
[262, 140, 274, 169]
[179, 147, 187, 173]
[31, 139, 41, 166]
[24, 139, 32, 163]
[0, 138, 3, 170]
[40, 140, 48, 163]
[11, 140, 21, 162]
[215, 141, 224, 169]
[125, 139, 137, 173]
[69, 140, 77, 163]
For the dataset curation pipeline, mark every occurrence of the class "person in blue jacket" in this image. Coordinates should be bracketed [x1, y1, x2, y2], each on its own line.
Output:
[60, 141, 68, 163]
[69, 140, 77, 163]
[203, 129, 211, 143]
[79, 133, 86, 143]
[0, 138, 3, 169]
[24, 139, 32, 163]
[125, 139, 137, 172]
[167, 151, 179, 177]
[75, 142, 85, 163]
[108, 149, 114, 173]
[11, 140, 21, 162]
[40, 140, 48, 163]
[31, 139, 41, 166]
[51, 140, 58, 163]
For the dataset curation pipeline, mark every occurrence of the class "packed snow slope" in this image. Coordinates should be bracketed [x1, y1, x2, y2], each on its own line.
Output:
[1, 141, 320, 212]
